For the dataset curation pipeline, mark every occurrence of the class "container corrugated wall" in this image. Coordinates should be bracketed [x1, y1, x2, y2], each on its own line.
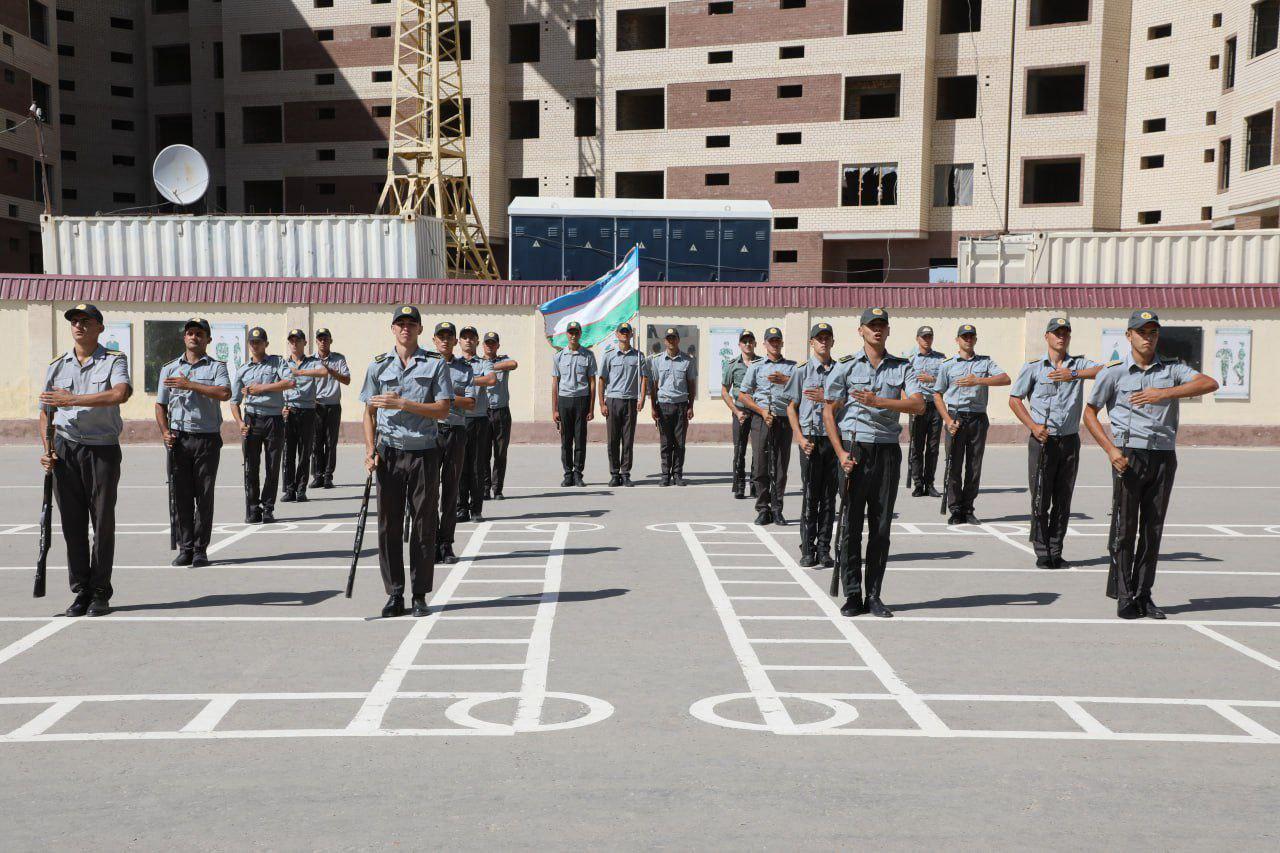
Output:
[41, 214, 447, 279]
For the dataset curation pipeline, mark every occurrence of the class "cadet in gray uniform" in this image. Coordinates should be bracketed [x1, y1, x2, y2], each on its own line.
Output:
[822, 307, 925, 618]
[932, 324, 1010, 525]
[458, 325, 502, 521]
[551, 321, 597, 486]
[787, 322, 838, 568]
[906, 326, 945, 497]
[230, 326, 293, 524]
[435, 321, 475, 564]
[1009, 317, 1103, 568]
[309, 327, 350, 490]
[648, 327, 697, 486]
[739, 326, 798, 526]
[1084, 310, 1218, 619]
[598, 322, 646, 487]
[155, 317, 232, 567]
[39, 303, 132, 617]
[482, 331, 519, 500]
[720, 331, 760, 499]
[361, 305, 453, 618]
[281, 329, 328, 502]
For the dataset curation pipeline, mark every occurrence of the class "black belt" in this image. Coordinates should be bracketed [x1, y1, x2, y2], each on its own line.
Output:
[948, 410, 985, 419]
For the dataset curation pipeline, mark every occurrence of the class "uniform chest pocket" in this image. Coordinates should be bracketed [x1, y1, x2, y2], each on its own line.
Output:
[403, 374, 435, 401]
[1152, 377, 1176, 389]
[878, 373, 904, 399]
[1117, 376, 1143, 394]
[1032, 380, 1057, 399]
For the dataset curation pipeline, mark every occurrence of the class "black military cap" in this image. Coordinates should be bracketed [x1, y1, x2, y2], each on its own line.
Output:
[809, 322, 834, 339]
[1045, 316, 1072, 333]
[287, 327, 306, 340]
[664, 326, 680, 338]
[484, 331, 500, 343]
[566, 321, 583, 333]
[957, 323, 977, 336]
[739, 329, 755, 341]
[916, 325, 934, 337]
[64, 302, 104, 323]
[1127, 309, 1160, 330]
[616, 322, 633, 334]
[434, 321, 457, 336]
[459, 325, 479, 338]
[860, 307, 889, 325]
[185, 317, 212, 334]
[393, 305, 422, 324]
[248, 326, 268, 342]
[763, 326, 783, 341]
[315, 327, 332, 339]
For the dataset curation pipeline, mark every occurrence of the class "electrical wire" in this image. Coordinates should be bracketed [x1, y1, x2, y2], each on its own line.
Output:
[965, 0, 1005, 230]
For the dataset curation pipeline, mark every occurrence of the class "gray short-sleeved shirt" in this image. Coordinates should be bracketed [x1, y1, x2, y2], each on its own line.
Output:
[444, 356, 476, 426]
[359, 348, 452, 450]
[824, 351, 922, 444]
[282, 355, 322, 410]
[1010, 353, 1102, 436]
[649, 351, 697, 404]
[232, 355, 288, 416]
[740, 357, 798, 415]
[487, 354, 512, 408]
[600, 347, 645, 400]
[156, 354, 231, 433]
[932, 354, 1005, 413]
[1088, 354, 1198, 450]
[464, 355, 492, 418]
[787, 357, 836, 435]
[42, 345, 131, 445]
[722, 354, 760, 410]
[552, 347, 597, 397]
[908, 350, 946, 383]
[313, 352, 349, 405]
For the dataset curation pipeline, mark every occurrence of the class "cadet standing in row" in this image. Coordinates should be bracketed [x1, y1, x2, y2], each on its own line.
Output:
[551, 321, 597, 487]
[906, 326, 945, 498]
[459, 326, 503, 521]
[788, 322, 837, 568]
[281, 330, 328, 502]
[932, 324, 1010, 525]
[155, 317, 232, 567]
[361, 306, 453, 618]
[598, 322, 646, 487]
[823, 308, 925, 618]
[740, 327, 797, 525]
[649, 327, 696, 487]
[1084, 310, 1218, 619]
[435, 321, 474, 565]
[39, 303, 132, 617]
[230, 326, 292, 524]
[720, 330, 760, 500]
[1008, 317, 1103, 568]
[310, 328, 350, 490]
[482, 331, 518, 500]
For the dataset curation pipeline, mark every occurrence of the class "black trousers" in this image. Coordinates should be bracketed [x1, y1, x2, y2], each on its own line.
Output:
[656, 401, 690, 475]
[311, 403, 342, 481]
[1028, 434, 1081, 560]
[375, 445, 440, 596]
[243, 413, 284, 513]
[730, 410, 755, 493]
[836, 441, 901, 600]
[943, 411, 989, 516]
[799, 434, 838, 557]
[557, 395, 590, 476]
[436, 424, 467, 545]
[283, 407, 317, 497]
[606, 397, 638, 475]
[1106, 448, 1177, 603]
[52, 437, 121, 598]
[171, 431, 222, 554]
[750, 414, 792, 513]
[908, 408, 942, 488]
[486, 406, 512, 494]
[460, 416, 492, 515]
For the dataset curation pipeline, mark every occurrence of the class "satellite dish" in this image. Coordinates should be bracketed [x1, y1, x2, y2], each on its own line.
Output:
[152, 144, 210, 206]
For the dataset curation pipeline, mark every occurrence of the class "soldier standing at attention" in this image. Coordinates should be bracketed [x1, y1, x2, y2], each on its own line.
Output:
[1083, 310, 1218, 619]
[434, 321, 474, 565]
[309, 328, 350, 490]
[230, 326, 292, 524]
[155, 317, 232, 568]
[906, 326, 945, 498]
[822, 308, 925, 618]
[551, 321, 597, 487]
[458, 326, 502, 522]
[648, 327, 696, 487]
[361, 306, 453, 618]
[598, 322, 646, 487]
[739, 327, 798, 526]
[280, 329, 328, 503]
[482, 332, 519, 500]
[787, 323, 838, 568]
[1008, 317, 1103, 568]
[932, 324, 1010, 525]
[39, 303, 132, 617]
[720, 330, 759, 499]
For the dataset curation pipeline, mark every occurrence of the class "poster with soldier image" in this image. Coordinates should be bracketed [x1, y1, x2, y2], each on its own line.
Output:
[211, 323, 247, 380]
[102, 322, 133, 382]
[1211, 328, 1250, 400]
[709, 326, 743, 399]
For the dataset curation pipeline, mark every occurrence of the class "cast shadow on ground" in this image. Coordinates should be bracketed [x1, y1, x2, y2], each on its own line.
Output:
[1070, 551, 1223, 567]
[433, 588, 629, 613]
[470, 546, 619, 561]
[888, 550, 973, 562]
[500, 490, 612, 500]
[489, 508, 608, 520]
[982, 513, 1090, 523]
[1162, 595, 1280, 614]
[979, 487, 1027, 495]
[109, 590, 342, 612]
[213, 549, 370, 565]
[891, 592, 1060, 612]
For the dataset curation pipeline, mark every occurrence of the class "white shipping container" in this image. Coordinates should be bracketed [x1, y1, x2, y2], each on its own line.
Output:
[959, 231, 1280, 284]
[40, 214, 447, 279]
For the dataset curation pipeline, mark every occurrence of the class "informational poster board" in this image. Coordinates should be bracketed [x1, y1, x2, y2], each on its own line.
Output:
[101, 322, 133, 382]
[1211, 328, 1251, 400]
[708, 326, 744, 400]
[211, 323, 247, 380]
[1100, 328, 1127, 364]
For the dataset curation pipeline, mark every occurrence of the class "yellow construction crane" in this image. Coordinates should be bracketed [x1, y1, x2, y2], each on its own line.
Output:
[378, 0, 500, 280]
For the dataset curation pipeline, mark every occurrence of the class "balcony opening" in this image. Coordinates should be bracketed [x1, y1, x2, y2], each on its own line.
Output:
[847, 1, 904, 35]
[1022, 157, 1082, 204]
[241, 106, 282, 144]
[1245, 109, 1273, 170]
[575, 19, 597, 59]
[841, 163, 898, 206]
[844, 74, 901, 119]
[616, 89, 665, 130]
[509, 23, 540, 63]
[153, 44, 192, 86]
[616, 171, 664, 198]
[1026, 65, 1086, 114]
[240, 33, 281, 72]
[574, 97, 597, 137]
[617, 8, 666, 50]
[936, 75, 977, 119]
[509, 100, 540, 139]
[940, 0, 981, 34]
[1029, 0, 1089, 27]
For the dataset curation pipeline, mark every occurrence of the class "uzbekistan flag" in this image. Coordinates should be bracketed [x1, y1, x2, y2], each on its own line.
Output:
[537, 247, 641, 349]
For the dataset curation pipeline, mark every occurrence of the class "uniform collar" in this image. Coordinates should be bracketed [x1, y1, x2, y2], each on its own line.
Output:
[1124, 352, 1162, 373]
[177, 352, 213, 366]
[955, 353, 980, 362]
[660, 350, 683, 360]
[808, 355, 834, 370]
[65, 344, 109, 364]
[1041, 352, 1077, 366]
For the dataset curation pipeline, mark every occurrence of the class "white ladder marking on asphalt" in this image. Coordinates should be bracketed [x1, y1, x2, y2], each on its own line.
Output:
[514, 522, 571, 731]
[181, 697, 239, 733]
[1190, 624, 1280, 672]
[0, 619, 74, 666]
[205, 524, 260, 556]
[1054, 699, 1111, 735]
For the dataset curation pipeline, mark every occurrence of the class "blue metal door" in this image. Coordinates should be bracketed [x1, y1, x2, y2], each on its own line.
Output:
[562, 216, 616, 282]
[509, 216, 563, 281]
[719, 218, 771, 282]
[615, 217, 668, 281]
[668, 219, 719, 282]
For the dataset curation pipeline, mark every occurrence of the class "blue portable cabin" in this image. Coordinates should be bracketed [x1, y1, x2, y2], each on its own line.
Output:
[508, 197, 772, 282]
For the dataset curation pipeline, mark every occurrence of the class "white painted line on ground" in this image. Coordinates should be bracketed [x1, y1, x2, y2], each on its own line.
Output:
[513, 521, 571, 731]
[1206, 702, 1279, 739]
[180, 697, 239, 733]
[407, 664, 525, 671]
[6, 699, 80, 739]
[979, 522, 1037, 556]
[763, 665, 872, 671]
[1055, 699, 1112, 735]
[0, 619, 74, 666]
[1190, 624, 1280, 672]
[205, 524, 260, 556]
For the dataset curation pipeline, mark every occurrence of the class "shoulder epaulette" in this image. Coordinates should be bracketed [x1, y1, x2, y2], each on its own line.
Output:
[1026, 358, 1039, 364]
[374, 353, 391, 363]
[1105, 360, 1122, 367]
[49, 354, 63, 365]
[885, 352, 907, 362]
[839, 354, 855, 362]
[104, 348, 123, 357]
[424, 350, 443, 359]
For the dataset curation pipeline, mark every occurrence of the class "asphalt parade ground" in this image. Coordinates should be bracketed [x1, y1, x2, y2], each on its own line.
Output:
[0, 442, 1277, 850]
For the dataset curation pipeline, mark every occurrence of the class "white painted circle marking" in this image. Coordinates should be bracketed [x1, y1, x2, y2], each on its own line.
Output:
[690, 693, 860, 733]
